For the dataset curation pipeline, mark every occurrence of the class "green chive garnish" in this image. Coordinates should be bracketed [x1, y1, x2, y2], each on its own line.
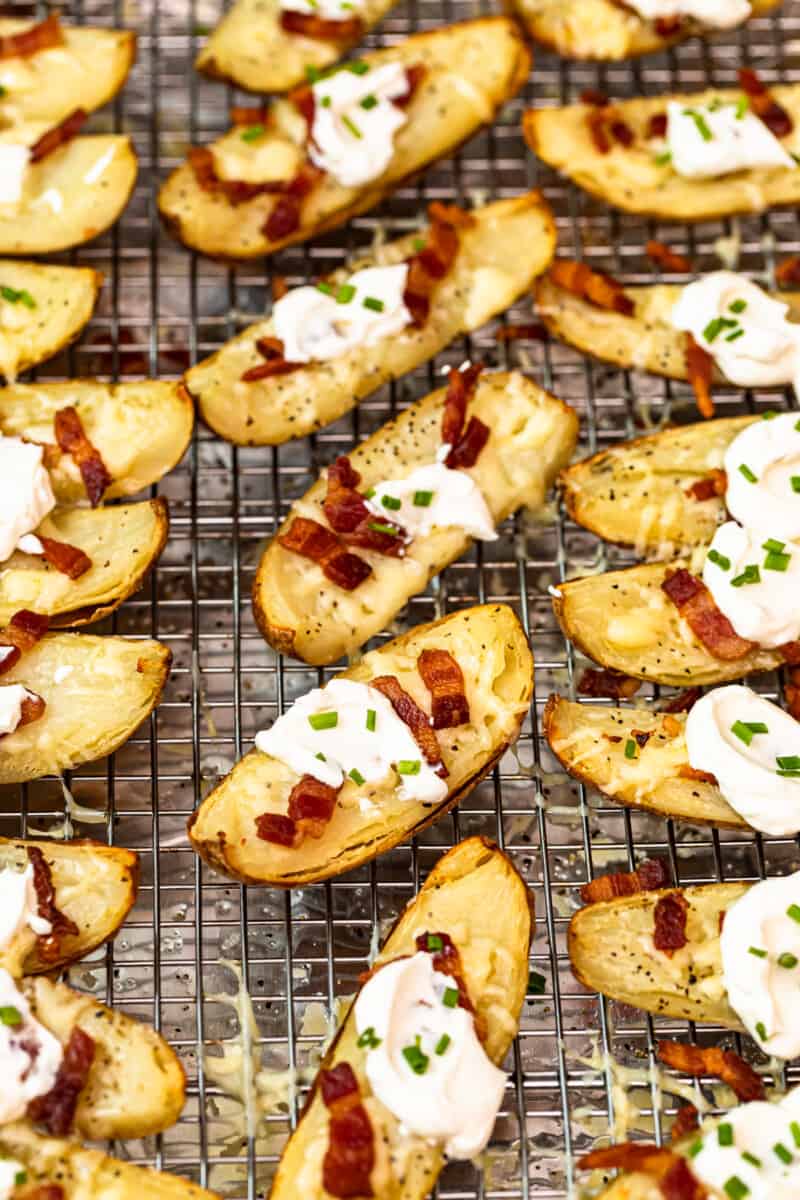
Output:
[367, 521, 401, 536]
[624, 738, 637, 759]
[726, 328, 745, 343]
[397, 760, 421, 775]
[723, 1177, 749, 1200]
[708, 548, 731, 571]
[787, 904, 800, 923]
[777, 756, 800, 770]
[13, 1172, 26, 1188]
[764, 550, 791, 572]
[748, 946, 768, 958]
[342, 114, 362, 139]
[363, 296, 384, 312]
[0, 1006, 21, 1026]
[703, 316, 737, 343]
[402, 1040, 429, 1075]
[684, 108, 713, 141]
[425, 934, 443, 951]
[738, 463, 757, 483]
[778, 952, 798, 969]
[731, 720, 768, 746]
[791, 1120, 800, 1148]
[357, 1025, 381, 1048]
[240, 124, 265, 142]
[317, 281, 334, 295]
[654, 150, 672, 165]
[346, 59, 370, 75]
[435, 1033, 451, 1055]
[791, 476, 800, 493]
[308, 711, 338, 731]
[729, 299, 747, 313]
[363, 486, 375, 499]
[774, 1143, 793, 1164]
[731, 564, 760, 587]
[442, 986, 458, 1008]
[360, 94, 378, 110]
[413, 490, 434, 507]
[412, 237, 426, 251]
[735, 95, 749, 119]
[688, 1138, 704, 1158]
[336, 283, 356, 304]
[763, 538, 786, 552]
[349, 767, 365, 785]
[741, 1151, 761, 1167]
[315, 751, 326, 761]
[381, 494, 402, 511]
[0, 286, 35, 309]
[756, 1021, 769, 1041]
[718, 1123, 734, 1146]
[366, 708, 376, 732]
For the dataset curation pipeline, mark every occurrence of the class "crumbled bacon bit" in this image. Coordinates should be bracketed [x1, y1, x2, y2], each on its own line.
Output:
[278, 517, 372, 590]
[653, 892, 688, 956]
[0, 609, 49, 677]
[678, 764, 717, 784]
[662, 568, 754, 660]
[646, 240, 692, 273]
[319, 1063, 375, 1199]
[323, 455, 406, 557]
[16, 691, 46, 732]
[494, 322, 548, 343]
[441, 364, 489, 469]
[230, 105, 270, 126]
[670, 1103, 699, 1142]
[53, 407, 111, 507]
[256, 775, 340, 849]
[776, 255, 800, 286]
[580, 1145, 704, 1200]
[780, 640, 800, 665]
[254, 813, 295, 847]
[657, 1040, 765, 1102]
[662, 714, 682, 737]
[577, 667, 641, 699]
[586, 106, 611, 153]
[580, 857, 670, 904]
[263, 162, 324, 243]
[654, 14, 684, 35]
[24, 1188, 66, 1200]
[647, 112, 668, 139]
[581, 88, 609, 107]
[549, 259, 634, 316]
[37, 536, 92, 580]
[29, 109, 88, 164]
[280, 10, 363, 39]
[786, 667, 800, 721]
[418, 649, 469, 729]
[686, 334, 715, 419]
[684, 470, 727, 502]
[27, 1026, 96, 1135]
[738, 67, 793, 138]
[27, 845, 80, 962]
[189, 146, 287, 204]
[0, 14, 63, 59]
[416, 931, 486, 1042]
[402, 203, 468, 328]
[272, 275, 289, 301]
[610, 119, 634, 147]
[240, 335, 302, 382]
[661, 687, 702, 714]
[370, 675, 445, 774]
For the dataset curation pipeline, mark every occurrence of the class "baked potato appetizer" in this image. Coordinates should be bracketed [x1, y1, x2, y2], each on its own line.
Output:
[159, 19, 530, 260]
[0, 135, 137, 255]
[0, 836, 138, 977]
[196, 0, 397, 93]
[0, 633, 171, 784]
[269, 835, 534, 1198]
[254, 371, 577, 664]
[523, 85, 800, 221]
[186, 193, 556, 444]
[0, 1125, 218, 1200]
[0, 18, 135, 126]
[188, 605, 533, 886]
[553, 563, 782, 687]
[543, 695, 745, 828]
[508, 0, 779, 60]
[0, 261, 102, 382]
[0, 380, 194, 502]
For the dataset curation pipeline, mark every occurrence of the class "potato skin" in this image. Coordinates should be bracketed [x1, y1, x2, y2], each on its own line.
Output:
[0, 262, 102, 382]
[269, 836, 534, 1199]
[189, 605, 533, 886]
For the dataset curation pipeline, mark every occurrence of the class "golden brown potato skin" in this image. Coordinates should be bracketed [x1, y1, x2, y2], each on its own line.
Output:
[269, 836, 534, 1199]
[0, 262, 102, 382]
[189, 606, 533, 886]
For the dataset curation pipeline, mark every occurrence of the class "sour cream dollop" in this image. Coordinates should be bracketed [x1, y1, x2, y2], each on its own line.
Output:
[281, 0, 364, 16]
[273, 264, 410, 362]
[309, 61, 409, 187]
[365, 460, 497, 542]
[0, 1160, 27, 1200]
[0, 966, 63, 1123]
[0, 686, 37, 738]
[666, 99, 795, 179]
[626, 0, 750, 26]
[0, 437, 55, 564]
[721, 871, 800, 1058]
[685, 686, 800, 835]
[0, 864, 52, 953]
[703, 521, 800, 647]
[722, 413, 800, 543]
[255, 678, 448, 806]
[354, 951, 507, 1159]
[688, 1086, 800, 1199]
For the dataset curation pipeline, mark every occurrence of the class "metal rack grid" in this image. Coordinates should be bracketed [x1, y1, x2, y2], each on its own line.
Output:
[3, 0, 800, 1195]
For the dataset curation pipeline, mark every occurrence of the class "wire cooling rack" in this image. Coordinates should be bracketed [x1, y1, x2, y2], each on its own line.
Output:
[3, 0, 800, 1195]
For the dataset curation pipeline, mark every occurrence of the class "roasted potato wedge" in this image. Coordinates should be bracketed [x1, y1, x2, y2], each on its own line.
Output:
[0, 836, 138, 978]
[553, 562, 781, 687]
[189, 605, 533, 886]
[559, 416, 758, 552]
[160, 19, 530, 260]
[569, 881, 747, 1026]
[0, 1124, 218, 1200]
[508, 0, 779, 60]
[254, 371, 577, 664]
[270, 836, 534, 1198]
[186, 193, 555, 444]
[0, 634, 171, 784]
[196, 0, 396, 93]
[524, 86, 800, 221]
[0, 136, 137, 255]
[0, 380, 194, 502]
[543, 695, 745, 828]
[0, 499, 168, 629]
[0, 21, 135, 125]
[0, 261, 102, 382]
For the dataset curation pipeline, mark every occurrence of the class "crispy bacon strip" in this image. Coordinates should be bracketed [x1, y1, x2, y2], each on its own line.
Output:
[53, 407, 111, 508]
[37, 536, 92, 581]
[579, 1141, 706, 1198]
[739, 67, 793, 138]
[686, 335, 715, 419]
[418, 649, 469, 729]
[263, 161, 324, 242]
[320, 1063, 375, 1199]
[280, 10, 363, 39]
[0, 14, 63, 59]
[646, 240, 692, 273]
[581, 858, 670, 904]
[648, 112, 668, 139]
[549, 259, 634, 317]
[684, 470, 726, 502]
[661, 688, 702, 714]
[580, 88, 609, 107]
[0, 610, 49, 677]
[27, 1026, 96, 1135]
[27, 845, 79, 961]
[657, 1040, 765, 1102]
[323, 456, 406, 557]
[577, 667, 641, 699]
[585, 103, 634, 153]
[654, 14, 684, 34]
[780, 640, 800, 665]
[440, 364, 489, 469]
[678, 764, 717, 784]
[30, 109, 88, 164]
[776, 255, 800, 286]
[369, 675, 445, 774]
[495, 322, 547, 343]
[278, 517, 372, 591]
[256, 775, 340, 849]
[402, 204, 471, 328]
[662, 568, 754, 660]
[240, 335, 302, 382]
[653, 892, 688, 955]
[189, 146, 286, 204]
[416, 931, 486, 1042]
[670, 1103, 699, 1143]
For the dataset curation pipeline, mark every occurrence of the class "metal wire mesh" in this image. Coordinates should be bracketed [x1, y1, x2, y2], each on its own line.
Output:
[3, 0, 800, 1195]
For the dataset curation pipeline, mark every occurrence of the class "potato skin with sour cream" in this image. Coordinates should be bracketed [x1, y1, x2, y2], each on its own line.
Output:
[188, 606, 533, 886]
[268, 836, 533, 1199]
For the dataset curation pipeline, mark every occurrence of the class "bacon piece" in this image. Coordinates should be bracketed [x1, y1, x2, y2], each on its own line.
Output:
[280, 10, 363, 40]
[323, 456, 406, 557]
[272, 275, 289, 301]
[263, 162, 324, 242]
[27, 1026, 96, 1135]
[610, 119, 634, 147]
[648, 112, 668, 139]
[189, 146, 287, 204]
[786, 667, 800, 721]
[0, 14, 64, 59]
[256, 775, 340, 849]
[395, 63, 427, 108]
[654, 14, 684, 35]
[678, 764, 717, 784]
[661, 688, 702, 714]
[670, 1103, 699, 1142]
[495, 322, 548, 343]
[580, 858, 670, 904]
[15, 691, 46, 732]
[738, 67, 793, 138]
[24, 1188, 66, 1200]
[29, 109, 88, 164]
[0, 610, 49, 677]
[685, 334, 715, 419]
[446, 417, 490, 470]
[581, 88, 609, 107]
[53, 407, 111, 508]
[440, 364, 489, 469]
[402, 204, 468, 328]
[646, 240, 692, 273]
[662, 568, 754, 660]
[549, 259, 634, 317]
[240, 335, 302, 382]
[254, 813, 295, 847]
[27, 845, 79, 962]
[653, 892, 688, 955]
[230, 105, 270, 126]
[780, 640, 800, 665]
[37, 536, 92, 581]
[278, 517, 372, 590]
[418, 649, 469, 729]
[776, 255, 800, 286]
[684, 470, 726, 502]
[580, 1144, 705, 1199]
[586, 107, 611, 154]
[369, 675, 445, 773]
[577, 667, 641, 699]
[415, 931, 486, 1042]
[657, 1040, 765, 1103]
[320, 1063, 375, 1199]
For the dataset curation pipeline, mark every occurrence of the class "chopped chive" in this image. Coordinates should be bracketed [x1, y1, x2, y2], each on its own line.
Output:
[346, 59, 370, 75]
[397, 760, 421, 775]
[0, 84, 5, 97]
[0, 285, 35, 308]
[718, 1123, 734, 1147]
[756, 1021, 769, 1041]
[442, 986, 459, 1008]
[763, 538, 786, 552]
[336, 283, 356, 304]
[240, 124, 265, 142]
[703, 316, 738, 343]
[381, 494, 402, 511]
[624, 738, 637, 759]
[317, 281, 334, 295]
[791, 476, 800, 493]
[731, 720, 768, 746]
[777, 756, 800, 770]
[360, 93, 378, 110]
[528, 970, 546, 995]
[731, 563, 760, 587]
[315, 751, 326, 761]
[308, 711, 338, 731]
[321, 95, 332, 107]
[741, 1151, 762, 1168]
[425, 934, 443, 951]
[764, 549, 791, 572]
[402, 1040, 429, 1075]
[688, 1138, 704, 1158]
[735, 95, 749, 119]
[774, 1142, 793, 1164]
[412, 237, 426, 251]
[762, 410, 780, 419]
[366, 708, 376, 732]
[367, 521, 401, 536]
[349, 767, 365, 785]
[14, 1172, 27, 1188]
[748, 945, 768, 958]
[726, 328, 745, 343]
[738, 463, 758, 483]
[708, 548, 731, 571]
[0, 1006, 21, 1026]
[777, 769, 800, 778]
[413, 490, 434, 507]
[787, 904, 800, 923]
[791, 1120, 800, 1148]
[778, 952, 798, 969]
[723, 1178, 749, 1200]
[729, 299, 747, 313]
[654, 150, 672, 165]
[435, 1033, 451, 1055]
[357, 1025, 381, 1048]
[684, 108, 713, 141]
[363, 486, 376, 499]
[363, 295, 384, 312]
[341, 113, 362, 139]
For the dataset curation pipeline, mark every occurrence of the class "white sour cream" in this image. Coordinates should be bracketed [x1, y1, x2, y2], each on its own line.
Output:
[0, 437, 55, 564]
[628, 0, 750, 24]
[309, 61, 409, 187]
[0, 966, 63, 1124]
[0, 1160, 26, 1200]
[0, 686, 36, 738]
[273, 264, 410, 362]
[688, 1087, 800, 1199]
[353, 952, 507, 1159]
[685, 686, 800, 835]
[365, 461, 497, 542]
[0, 864, 52, 952]
[666, 99, 795, 179]
[255, 678, 448, 806]
[703, 520, 800, 647]
[281, 0, 364, 17]
[721, 871, 800, 1058]
[723, 414, 800, 543]
[0, 145, 30, 208]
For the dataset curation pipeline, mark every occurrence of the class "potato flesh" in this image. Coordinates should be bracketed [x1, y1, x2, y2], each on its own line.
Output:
[187, 194, 555, 444]
[270, 837, 532, 1199]
[189, 605, 533, 884]
[0, 261, 101, 382]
